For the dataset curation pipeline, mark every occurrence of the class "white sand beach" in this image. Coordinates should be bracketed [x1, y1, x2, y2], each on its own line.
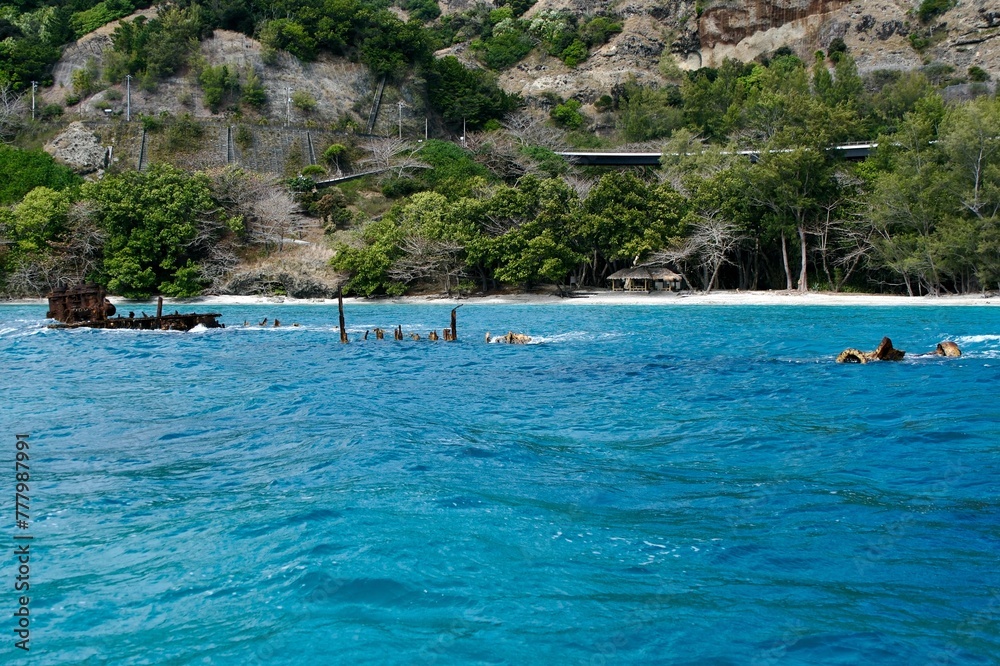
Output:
[3, 289, 997, 308]
[184, 289, 997, 307]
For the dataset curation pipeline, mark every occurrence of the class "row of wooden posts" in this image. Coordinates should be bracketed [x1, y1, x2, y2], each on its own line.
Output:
[337, 288, 459, 344]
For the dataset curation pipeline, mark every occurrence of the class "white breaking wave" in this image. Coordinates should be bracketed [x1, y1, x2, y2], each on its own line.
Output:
[527, 331, 622, 344]
[954, 334, 1000, 345]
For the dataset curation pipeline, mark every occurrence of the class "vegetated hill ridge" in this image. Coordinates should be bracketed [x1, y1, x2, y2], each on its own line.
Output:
[42, 2, 1000, 130]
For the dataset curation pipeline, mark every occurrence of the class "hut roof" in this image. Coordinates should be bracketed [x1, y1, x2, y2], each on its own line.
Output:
[606, 266, 681, 282]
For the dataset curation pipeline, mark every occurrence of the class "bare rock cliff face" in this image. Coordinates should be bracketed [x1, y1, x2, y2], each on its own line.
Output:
[44, 122, 108, 176]
[497, 0, 1000, 106]
[699, 0, 852, 49]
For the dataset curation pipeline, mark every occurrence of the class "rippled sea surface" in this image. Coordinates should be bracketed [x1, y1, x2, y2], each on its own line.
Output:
[2, 302, 999, 664]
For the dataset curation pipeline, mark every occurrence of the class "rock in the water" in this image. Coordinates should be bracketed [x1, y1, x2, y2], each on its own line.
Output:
[935, 341, 962, 357]
[44, 122, 107, 175]
[487, 331, 531, 344]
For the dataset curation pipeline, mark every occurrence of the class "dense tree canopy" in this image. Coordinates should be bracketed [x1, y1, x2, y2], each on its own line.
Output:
[0, 146, 81, 205]
[82, 164, 227, 297]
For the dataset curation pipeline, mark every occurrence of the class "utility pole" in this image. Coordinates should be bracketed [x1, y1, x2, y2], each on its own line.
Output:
[397, 101, 405, 139]
[286, 87, 291, 126]
[30, 81, 36, 121]
[125, 75, 131, 121]
[424, 117, 428, 140]
[461, 117, 466, 148]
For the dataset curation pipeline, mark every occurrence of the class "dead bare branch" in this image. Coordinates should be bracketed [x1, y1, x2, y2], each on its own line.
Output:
[388, 235, 465, 293]
[502, 111, 567, 151]
[0, 84, 25, 143]
[359, 137, 430, 179]
[650, 210, 745, 292]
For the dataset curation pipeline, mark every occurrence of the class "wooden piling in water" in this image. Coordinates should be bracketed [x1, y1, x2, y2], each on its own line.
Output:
[337, 287, 348, 344]
[156, 296, 163, 321]
[450, 305, 460, 341]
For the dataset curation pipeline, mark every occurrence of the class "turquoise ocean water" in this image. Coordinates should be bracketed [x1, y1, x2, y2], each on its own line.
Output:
[1, 302, 999, 664]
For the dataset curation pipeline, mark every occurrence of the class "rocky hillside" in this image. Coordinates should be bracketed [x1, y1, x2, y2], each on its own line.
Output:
[39, 2, 1000, 131]
[41, 10, 396, 133]
[497, 0, 999, 104]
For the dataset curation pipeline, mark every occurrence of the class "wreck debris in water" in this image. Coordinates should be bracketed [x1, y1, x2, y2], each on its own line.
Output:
[46, 284, 223, 331]
[836, 336, 962, 363]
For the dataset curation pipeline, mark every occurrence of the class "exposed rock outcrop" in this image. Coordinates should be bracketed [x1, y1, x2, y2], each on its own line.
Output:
[486, 331, 532, 344]
[44, 122, 107, 175]
[699, 0, 852, 49]
[935, 341, 962, 357]
[216, 245, 345, 298]
[497, 0, 999, 107]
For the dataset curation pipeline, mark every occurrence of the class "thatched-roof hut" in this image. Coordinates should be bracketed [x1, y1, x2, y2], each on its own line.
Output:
[607, 267, 682, 292]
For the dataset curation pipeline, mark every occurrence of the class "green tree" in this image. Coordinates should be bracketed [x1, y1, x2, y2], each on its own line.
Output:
[559, 39, 587, 67]
[105, 7, 205, 83]
[550, 98, 584, 129]
[71, 57, 101, 96]
[918, 0, 952, 23]
[750, 146, 839, 292]
[84, 164, 221, 297]
[331, 216, 408, 295]
[870, 95, 951, 295]
[682, 59, 755, 141]
[469, 176, 581, 288]
[830, 55, 863, 108]
[8, 186, 73, 256]
[578, 172, 685, 284]
[291, 89, 317, 112]
[938, 96, 1000, 222]
[323, 143, 348, 173]
[258, 19, 317, 61]
[358, 13, 429, 78]
[471, 28, 535, 70]
[241, 67, 266, 108]
[426, 56, 521, 130]
[617, 82, 684, 142]
[812, 52, 834, 104]
[199, 63, 240, 113]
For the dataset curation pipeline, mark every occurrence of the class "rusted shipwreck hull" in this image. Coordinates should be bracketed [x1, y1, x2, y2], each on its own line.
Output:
[46, 284, 223, 331]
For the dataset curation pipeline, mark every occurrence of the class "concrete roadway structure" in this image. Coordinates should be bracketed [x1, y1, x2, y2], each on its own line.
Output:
[557, 142, 877, 166]
[312, 142, 879, 187]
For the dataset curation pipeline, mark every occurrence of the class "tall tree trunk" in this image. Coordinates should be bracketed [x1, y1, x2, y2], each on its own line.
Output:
[708, 260, 723, 293]
[797, 226, 808, 292]
[820, 236, 834, 291]
[781, 232, 793, 290]
[752, 240, 760, 290]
